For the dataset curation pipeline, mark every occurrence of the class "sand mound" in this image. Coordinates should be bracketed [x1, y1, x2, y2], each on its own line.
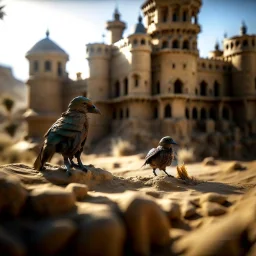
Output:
[0, 161, 255, 256]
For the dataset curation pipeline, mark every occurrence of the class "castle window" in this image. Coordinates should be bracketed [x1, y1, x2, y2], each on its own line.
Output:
[235, 41, 240, 47]
[141, 39, 146, 45]
[230, 42, 234, 49]
[33, 60, 39, 72]
[113, 110, 117, 120]
[164, 104, 172, 118]
[202, 63, 206, 68]
[182, 40, 189, 49]
[133, 74, 140, 87]
[200, 81, 208, 96]
[172, 40, 179, 49]
[154, 107, 158, 119]
[174, 79, 183, 94]
[172, 63, 176, 69]
[44, 61, 51, 72]
[57, 62, 63, 77]
[226, 44, 229, 50]
[192, 108, 198, 119]
[191, 13, 197, 24]
[114, 81, 120, 97]
[97, 47, 102, 53]
[120, 109, 123, 119]
[209, 108, 217, 120]
[172, 9, 179, 22]
[162, 7, 168, 22]
[182, 10, 188, 21]
[124, 77, 128, 95]
[162, 41, 168, 49]
[243, 39, 248, 47]
[185, 108, 189, 119]
[126, 108, 129, 118]
[133, 39, 138, 46]
[200, 108, 207, 120]
[214, 81, 219, 96]
[183, 63, 187, 69]
[222, 107, 229, 120]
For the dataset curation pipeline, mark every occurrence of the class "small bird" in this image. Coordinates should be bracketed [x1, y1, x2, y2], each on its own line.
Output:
[34, 96, 100, 176]
[142, 136, 178, 177]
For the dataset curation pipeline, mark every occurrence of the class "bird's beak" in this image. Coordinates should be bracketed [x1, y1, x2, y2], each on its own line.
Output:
[171, 140, 178, 145]
[88, 105, 101, 115]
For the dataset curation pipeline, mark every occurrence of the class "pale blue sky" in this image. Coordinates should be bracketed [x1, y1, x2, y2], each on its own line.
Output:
[0, 0, 255, 82]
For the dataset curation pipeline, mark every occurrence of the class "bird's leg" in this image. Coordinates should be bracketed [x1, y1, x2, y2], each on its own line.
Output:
[69, 157, 79, 168]
[75, 151, 87, 172]
[153, 168, 157, 176]
[63, 156, 72, 176]
[163, 169, 174, 178]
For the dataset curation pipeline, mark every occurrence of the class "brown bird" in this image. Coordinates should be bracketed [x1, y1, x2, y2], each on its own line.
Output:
[142, 136, 178, 177]
[34, 96, 100, 176]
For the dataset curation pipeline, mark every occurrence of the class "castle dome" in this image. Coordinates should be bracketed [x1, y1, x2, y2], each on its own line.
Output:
[132, 15, 146, 34]
[26, 30, 68, 56]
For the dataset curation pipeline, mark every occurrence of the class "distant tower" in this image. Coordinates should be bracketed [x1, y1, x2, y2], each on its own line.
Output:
[240, 21, 247, 35]
[106, 8, 126, 44]
[208, 41, 223, 58]
[128, 15, 152, 96]
[25, 30, 69, 140]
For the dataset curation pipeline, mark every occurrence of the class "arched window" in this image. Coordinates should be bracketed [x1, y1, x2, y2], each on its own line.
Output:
[243, 39, 248, 47]
[200, 81, 207, 96]
[185, 108, 189, 119]
[172, 40, 179, 49]
[120, 109, 123, 119]
[214, 81, 219, 96]
[113, 110, 117, 120]
[222, 107, 229, 120]
[156, 81, 160, 94]
[126, 108, 129, 118]
[141, 39, 146, 45]
[174, 79, 183, 93]
[115, 81, 120, 97]
[124, 77, 128, 95]
[154, 107, 158, 119]
[200, 108, 207, 120]
[192, 107, 198, 120]
[134, 74, 140, 87]
[209, 108, 217, 120]
[172, 9, 179, 21]
[162, 41, 168, 49]
[164, 104, 172, 118]
[183, 10, 188, 21]
[133, 39, 138, 46]
[57, 62, 62, 76]
[44, 60, 51, 72]
[182, 40, 189, 49]
[33, 60, 39, 72]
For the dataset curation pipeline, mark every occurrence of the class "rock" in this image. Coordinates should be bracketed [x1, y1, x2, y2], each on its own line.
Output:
[65, 183, 88, 200]
[225, 162, 247, 172]
[200, 193, 227, 205]
[182, 201, 197, 218]
[74, 205, 125, 256]
[0, 173, 28, 216]
[203, 157, 216, 166]
[112, 162, 120, 168]
[202, 202, 227, 216]
[119, 194, 170, 256]
[157, 199, 181, 220]
[30, 219, 76, 256]
[29, 187, 76, 217]
[0, 226, 26, 256]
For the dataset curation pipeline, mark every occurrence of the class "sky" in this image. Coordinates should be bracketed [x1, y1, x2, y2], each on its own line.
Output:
[0, 0, 256, 82]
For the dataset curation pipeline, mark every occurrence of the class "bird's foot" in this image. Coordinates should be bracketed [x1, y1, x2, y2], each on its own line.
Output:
[70, 162, 80, 168]
[167, 174, 174, 178]
[79, 164, 88, 173]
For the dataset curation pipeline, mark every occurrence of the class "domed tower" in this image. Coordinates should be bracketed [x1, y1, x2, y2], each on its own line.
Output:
[223, 22, 256, 96]
[141, 0, 201, 118]
[208, 41, 223, 59]
[25, 30, 69, 140]
[106, 8, 126, 44]
[128, 15, 152, 96]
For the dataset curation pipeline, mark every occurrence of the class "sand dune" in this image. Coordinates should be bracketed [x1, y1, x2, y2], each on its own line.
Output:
[0, 155, 255, 255]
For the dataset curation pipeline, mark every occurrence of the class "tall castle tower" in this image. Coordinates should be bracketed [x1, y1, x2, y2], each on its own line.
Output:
[25, 30, 69, 139]
[141, 0, 201, 119]
[106, 8, 126, 44]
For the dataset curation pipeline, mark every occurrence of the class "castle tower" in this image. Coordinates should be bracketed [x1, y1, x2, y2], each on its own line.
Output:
[141, 0, 201, 119]
[106, 8, 126, 44]
[25, 30, 69, 140]
[128, 15, 152, 97]
[208, 41, 223, 59]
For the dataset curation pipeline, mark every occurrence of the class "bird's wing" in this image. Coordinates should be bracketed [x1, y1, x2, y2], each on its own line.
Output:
[145, 146, 164, 162]
[45, 111, 86, 138]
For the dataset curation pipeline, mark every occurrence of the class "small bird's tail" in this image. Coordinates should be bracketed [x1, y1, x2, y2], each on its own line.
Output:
[141, 161, 147, 169]
[33, 146, 44, 171]
[33, 144, 55, 171]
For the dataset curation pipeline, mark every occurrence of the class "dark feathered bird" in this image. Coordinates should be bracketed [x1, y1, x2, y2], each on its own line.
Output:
[142, 136, 178, 177]
[34, 96, 100, 176]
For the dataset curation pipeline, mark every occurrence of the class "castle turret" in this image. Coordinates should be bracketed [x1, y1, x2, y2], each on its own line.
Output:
[106, 8, 126, 44]
[208, 41, 223, 59]
[128, 15, 152, 96]
[25, 30, 69, 139]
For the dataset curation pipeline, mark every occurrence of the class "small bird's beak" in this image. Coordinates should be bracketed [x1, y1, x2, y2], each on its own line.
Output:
[89, 105, 101, 115]
[171, 140, 178, 145]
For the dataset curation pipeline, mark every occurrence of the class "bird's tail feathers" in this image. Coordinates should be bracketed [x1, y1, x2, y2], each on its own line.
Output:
[33, 146, 44, 171]
[33, 144, 55, 171]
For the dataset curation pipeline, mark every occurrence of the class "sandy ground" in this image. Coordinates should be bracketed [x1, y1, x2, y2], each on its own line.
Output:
[0, 154, 256, 255]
